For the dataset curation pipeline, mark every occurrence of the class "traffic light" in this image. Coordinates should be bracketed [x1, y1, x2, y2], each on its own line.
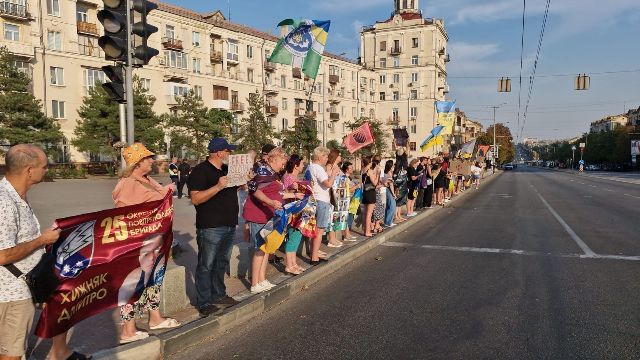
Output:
[101, 65, 125, 103]
[498, 77, 511, 93]
[575, 74, 590, 91]
[131, 0, 159, 65]
[97, 0, 128, 62]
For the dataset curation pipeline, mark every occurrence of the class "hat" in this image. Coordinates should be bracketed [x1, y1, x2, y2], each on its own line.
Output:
[261, 144, 276, 155]
[122, 143, 155, 167]
[208, 137, 238, 153]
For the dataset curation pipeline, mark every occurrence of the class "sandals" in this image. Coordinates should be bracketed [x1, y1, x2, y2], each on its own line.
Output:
[285, 267, 302, 275]
[120, 331, 149, 344]
[327, 242, 343, 248]
[149, 318, 180, 330]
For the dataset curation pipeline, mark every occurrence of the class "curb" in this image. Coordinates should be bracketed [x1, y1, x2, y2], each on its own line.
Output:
[93, 171, 503, 359]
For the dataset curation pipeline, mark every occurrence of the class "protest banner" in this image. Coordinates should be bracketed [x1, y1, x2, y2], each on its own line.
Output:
[226, 153, 254, 187]
[329, 174, 350, 231]
[35, 192, 174, 338]
[344, 122, 374, 153]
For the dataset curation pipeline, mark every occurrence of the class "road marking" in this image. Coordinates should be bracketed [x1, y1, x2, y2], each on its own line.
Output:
[590, 185, 597, 188]
[624, 194, 640, 199]
[534, 190, 597, 257]
[382, 242, 640, 262]
[606, 189, 614, 192]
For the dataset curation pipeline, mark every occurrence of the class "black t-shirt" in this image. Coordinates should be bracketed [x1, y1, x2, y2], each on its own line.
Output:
[178, 162, 191, 176]
[188, 160, 239, 229]
[407, 167, 419, 187]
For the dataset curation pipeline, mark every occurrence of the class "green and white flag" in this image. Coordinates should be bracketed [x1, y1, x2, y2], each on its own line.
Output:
[268, 19, 331, 79]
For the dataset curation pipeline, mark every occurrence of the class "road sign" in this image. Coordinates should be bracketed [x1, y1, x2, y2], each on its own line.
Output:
[579, 160, 585, 165]
[571, 145, 576, 151]
[579, 142, 586, 149]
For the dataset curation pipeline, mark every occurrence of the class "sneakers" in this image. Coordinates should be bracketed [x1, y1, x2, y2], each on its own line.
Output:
[198, 304, 223, 318]
[250, 280, 276, 294]
[214, 295, 240, 308]
[407, 212, 418, 217]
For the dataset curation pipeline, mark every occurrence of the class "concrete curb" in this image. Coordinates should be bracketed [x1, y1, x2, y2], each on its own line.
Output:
[93, 171, 503, 359]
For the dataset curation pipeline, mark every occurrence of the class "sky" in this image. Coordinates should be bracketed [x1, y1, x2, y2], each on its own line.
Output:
[163, 0, 640, 142]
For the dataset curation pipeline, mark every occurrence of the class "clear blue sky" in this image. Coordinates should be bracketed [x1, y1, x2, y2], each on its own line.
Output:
[163, 0, 640, 141]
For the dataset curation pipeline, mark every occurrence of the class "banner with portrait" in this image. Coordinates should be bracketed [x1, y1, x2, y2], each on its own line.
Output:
[34, 193, 174, 338]
[329, 174, 350, 231]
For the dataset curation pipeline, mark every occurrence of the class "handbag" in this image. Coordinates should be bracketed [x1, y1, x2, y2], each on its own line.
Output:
[4, 252, 59, 304]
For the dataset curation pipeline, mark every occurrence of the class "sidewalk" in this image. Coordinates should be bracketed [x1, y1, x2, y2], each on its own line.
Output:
[25, 172, 501, 359]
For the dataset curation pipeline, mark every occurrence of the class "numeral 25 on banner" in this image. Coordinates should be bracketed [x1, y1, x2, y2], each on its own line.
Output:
[100, 215, 129, 244]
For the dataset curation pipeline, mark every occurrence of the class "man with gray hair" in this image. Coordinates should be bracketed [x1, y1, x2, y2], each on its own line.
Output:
[0, 145, 89, 360]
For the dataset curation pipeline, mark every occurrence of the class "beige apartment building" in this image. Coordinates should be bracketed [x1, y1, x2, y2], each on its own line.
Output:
[0, 0, 448, 161]
[589, 114, 629, 133]
[450, 109, 482, 150]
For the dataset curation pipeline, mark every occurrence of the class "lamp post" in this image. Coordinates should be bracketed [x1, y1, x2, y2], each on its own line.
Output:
[571, 145, 576, 170]
[489, 103, 507, 171]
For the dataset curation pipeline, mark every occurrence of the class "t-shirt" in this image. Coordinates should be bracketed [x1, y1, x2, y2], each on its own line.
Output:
[188, 160, 239, 229]
[178, 162, 191, 177]
[304, 163, 330, 203]
[112, 176, 168, 207]
[471, 166, 481, 176]
[168, 163, 179, 177]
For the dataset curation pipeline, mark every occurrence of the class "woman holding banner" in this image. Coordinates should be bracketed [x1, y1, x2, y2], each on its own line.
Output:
[112, 143, 180, 343]
[282, 154, 308, 275]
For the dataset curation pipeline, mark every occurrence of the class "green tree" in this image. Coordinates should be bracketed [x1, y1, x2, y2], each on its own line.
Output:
[326, 139, 349, 160]
[234, 90, 279, 153]
[73, 77, 163, 160]
[0, 47, 62, 153]
[163, 90, 232, 159]
[478, 123, 515, 164]
[345, 117, 389, 157]
[281, 117, 320, 160]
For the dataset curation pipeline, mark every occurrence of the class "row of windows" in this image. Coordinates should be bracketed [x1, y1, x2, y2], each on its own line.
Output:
[379, 38, 420, 51]
[379, 55, 421, 68]
[379, 73, 420, 84]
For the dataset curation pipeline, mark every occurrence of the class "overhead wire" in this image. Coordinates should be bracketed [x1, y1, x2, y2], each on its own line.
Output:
[516, 0, 526, 143]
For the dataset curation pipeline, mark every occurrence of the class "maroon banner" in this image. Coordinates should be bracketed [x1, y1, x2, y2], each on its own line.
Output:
[34, 192, 174, 338]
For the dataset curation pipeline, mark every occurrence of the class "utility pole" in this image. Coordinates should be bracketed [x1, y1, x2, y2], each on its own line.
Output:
[124, 0, 135, 144]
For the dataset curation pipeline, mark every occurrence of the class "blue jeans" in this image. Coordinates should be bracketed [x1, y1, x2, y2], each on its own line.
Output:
[195, 226, 235, 309]
[384, 187, 397, 226]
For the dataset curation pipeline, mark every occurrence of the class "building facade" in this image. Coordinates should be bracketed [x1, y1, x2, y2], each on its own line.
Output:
[589, 114, 629, 133]
[0, 0, 448, 161]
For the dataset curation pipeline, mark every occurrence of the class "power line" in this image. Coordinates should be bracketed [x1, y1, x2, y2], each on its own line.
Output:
[447, 68, 640, 79]
[516, 0, 526, 143]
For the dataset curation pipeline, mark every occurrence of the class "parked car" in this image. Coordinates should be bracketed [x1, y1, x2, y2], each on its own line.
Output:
[504, 163, 515, 170]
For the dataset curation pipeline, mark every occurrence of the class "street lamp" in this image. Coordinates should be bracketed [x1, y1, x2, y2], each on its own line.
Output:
[489, 103, 507, 171]
[571, 145, 576, 170]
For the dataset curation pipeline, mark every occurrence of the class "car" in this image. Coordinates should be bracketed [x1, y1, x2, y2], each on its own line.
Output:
[504, 163, 514, 170]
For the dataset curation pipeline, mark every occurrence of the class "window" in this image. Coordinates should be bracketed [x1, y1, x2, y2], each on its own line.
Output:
[213, 85, 228, 100]
[392, 108, 399, 121]
[280, 75, 287, 88]
[282, 118, 288, 130]
[247, 68, 254, 82]
[360, 107, 365, 117]
[352, 107, 356, 117]
[14, 60, 29, 76]
[393, 91, 399, 100]
[379, 92, 386, 101]
[282, 98, 288, 110]
[165, 25, 175, 39]
[172, 84, 189, 98]
[411, 73, 418, 82]
[393, 57, 400, 67]
[47, 0, 60, 16]
[193, 85, 203, 98]
[231, 114, 239, 134]
[76, 4, 88, 22]
[78, 35, 101, 57]
[379, 58, 386, 68]
[192, 58, 201, 73]
[246, 45, 253, 58]
[410, 124, 417, 134]
[410, 89, 417, 100]
[329, 65, 339, 76]
[192, 31, 200, 46]
[83, 68, 105, 93]
[370, 79, 375, 88]
[394, 40, 400, 50]
[50, 67, 64, 85]
[140, 78, 151, 90]
[351, 89, 355, 99]
[227, 41, 239, 61]
[409, 142, 416, 151]
[164, 50, 187, 69]
[294, 79, 301, 90]
[410, 107, 417, 117]
[52, 100, 65, 119]
[4, 24, 19, 41]
[411, 55, 419, 65]
[412, 37, 419, 48]
[380, 74, 386, 84]
[393, 73, 400, 83]
[379, 41, 386, 51]
[47, 31, 61, 50]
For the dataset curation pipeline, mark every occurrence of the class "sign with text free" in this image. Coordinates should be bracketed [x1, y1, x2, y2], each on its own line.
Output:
[226, 153, 255, 188]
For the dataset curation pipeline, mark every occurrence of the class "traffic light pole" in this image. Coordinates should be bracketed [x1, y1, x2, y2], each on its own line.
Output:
[119, 103, 127, 169]
[125, 0, 135, 144]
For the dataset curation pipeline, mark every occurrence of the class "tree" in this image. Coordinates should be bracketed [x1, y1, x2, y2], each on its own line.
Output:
[345, 117, 389, 158]
[73, 77, 163, 160]
[326, 139, 349, 160]
[0, 47, 62, 154]
[477, 123, 515, 164]
[281, 116, 320, 160]
[163, 90, 232, 159]
[234, 90, 279, 153]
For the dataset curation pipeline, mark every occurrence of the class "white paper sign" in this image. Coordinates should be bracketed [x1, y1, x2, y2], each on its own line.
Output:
[226, 154, 254, 187]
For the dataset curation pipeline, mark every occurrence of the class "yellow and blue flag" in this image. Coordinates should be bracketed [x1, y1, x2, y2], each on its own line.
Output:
[268, 19, 331, 79]
[436, 101, 456, 135]
[420, 125, 445, 151]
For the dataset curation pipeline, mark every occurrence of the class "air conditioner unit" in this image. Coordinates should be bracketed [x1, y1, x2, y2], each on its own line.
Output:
[389, 84, 394, 88]
[408, 83, 413, 87]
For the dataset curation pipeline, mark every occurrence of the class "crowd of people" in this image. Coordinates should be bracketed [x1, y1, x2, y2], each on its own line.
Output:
[0, 138, 486, 359]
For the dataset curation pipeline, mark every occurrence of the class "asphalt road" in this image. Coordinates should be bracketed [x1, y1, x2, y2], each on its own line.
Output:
[171, 167, 640, 360]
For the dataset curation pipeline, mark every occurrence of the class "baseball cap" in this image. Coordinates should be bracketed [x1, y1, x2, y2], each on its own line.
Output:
[208, 137, 238, 153]
[261, 144, 276, 155]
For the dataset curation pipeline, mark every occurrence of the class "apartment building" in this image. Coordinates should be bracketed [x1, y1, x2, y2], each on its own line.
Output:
[0, 0, 446, 161]
[589, 114, 629, 133]
[360, 0, 449, 154]
[449, 109, 483, 150]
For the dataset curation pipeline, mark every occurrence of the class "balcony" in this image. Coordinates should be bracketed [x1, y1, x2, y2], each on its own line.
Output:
[444, 54, 451, 63]
[305, 110, 317, 118]
[77, 21, 98, 36]
[264, 84, 279, 96]
[163, 67, 189, 83]
[165, 95, 180, 106]
[0, 2, 31, 20]
[211, 99, 230, 111]
[266, 105, 278, 116]
[294, 108, 305, 117]
[162, 37, 183, 51]
[230, 102, 245, 112]
[226, 52, 239, 65]
[329, 112, 340, 121]
[328, 74, 339, 84]
[329, 95, 341, 104]
[264, 60, 276, 72]
[389, 47, 402, 56]
[386, 117, 400, 125]
[210, 50, 222, 63]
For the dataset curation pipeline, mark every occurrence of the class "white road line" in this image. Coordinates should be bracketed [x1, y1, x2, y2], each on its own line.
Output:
[534, 191, 597, 257]
[606, 189, 614, 192]
[624, 194, 640, 199]
[381, 242, 640, 261]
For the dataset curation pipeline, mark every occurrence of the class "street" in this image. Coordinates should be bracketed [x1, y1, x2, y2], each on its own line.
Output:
[171, 167, 640, 360]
